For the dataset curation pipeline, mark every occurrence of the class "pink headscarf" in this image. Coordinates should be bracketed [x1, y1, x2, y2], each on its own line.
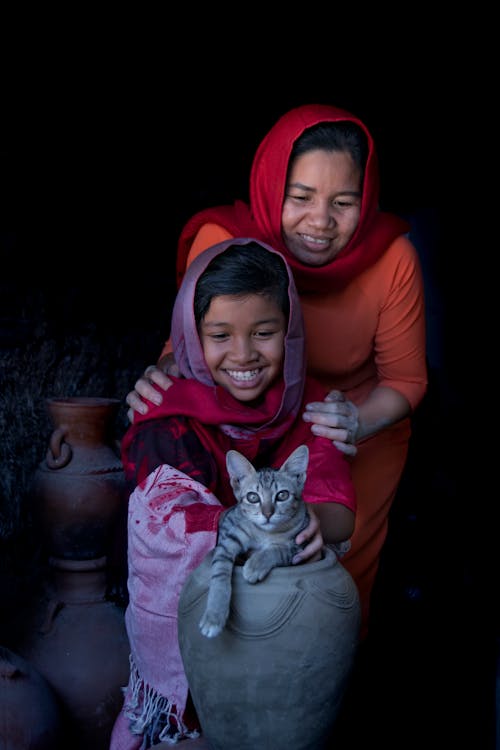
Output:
[171, 237, 306, 433]
[123, 238, 320, 502]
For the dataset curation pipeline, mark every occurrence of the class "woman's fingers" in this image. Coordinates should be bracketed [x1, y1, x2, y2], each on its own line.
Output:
[303, 395, 359, 451]
[125, 366, 174, 423]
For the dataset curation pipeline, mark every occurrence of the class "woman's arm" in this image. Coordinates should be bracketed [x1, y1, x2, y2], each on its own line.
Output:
[303, 386, 411, 456]
[303, 239, 426, 455]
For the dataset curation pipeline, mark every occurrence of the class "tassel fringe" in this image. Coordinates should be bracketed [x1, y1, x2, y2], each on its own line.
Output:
[123, 655, 200, 747]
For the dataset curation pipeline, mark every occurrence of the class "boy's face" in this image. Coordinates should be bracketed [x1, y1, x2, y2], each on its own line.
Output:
[199, 293, 286, 403]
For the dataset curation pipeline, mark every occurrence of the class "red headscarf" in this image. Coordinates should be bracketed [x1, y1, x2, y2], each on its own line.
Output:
[124, 238, 327, 498]
[177, 103, 409, 294]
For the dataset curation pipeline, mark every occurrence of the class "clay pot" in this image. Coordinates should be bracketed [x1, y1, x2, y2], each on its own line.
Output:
[178, 546, 360, 750]
[17, 556, 131, 750]
[33, 396, 126, 561]
[0, 645, 64, 749]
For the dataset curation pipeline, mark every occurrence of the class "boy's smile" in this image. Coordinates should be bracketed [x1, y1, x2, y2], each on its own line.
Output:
[199, 293, 286, 403]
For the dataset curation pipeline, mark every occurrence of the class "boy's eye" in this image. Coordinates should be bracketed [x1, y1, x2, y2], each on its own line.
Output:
[255, 330, 274, 338]
[210, 333, 229, 341]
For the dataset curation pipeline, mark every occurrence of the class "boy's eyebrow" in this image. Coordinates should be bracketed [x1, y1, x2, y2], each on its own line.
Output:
[201, 316, 283, 328]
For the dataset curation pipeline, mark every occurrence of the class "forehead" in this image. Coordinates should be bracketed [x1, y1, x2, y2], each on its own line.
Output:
[202, 293, 285, 324]
[288, 149, 361, 189]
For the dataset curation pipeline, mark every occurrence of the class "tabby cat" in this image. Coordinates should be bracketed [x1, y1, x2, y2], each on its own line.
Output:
[199, 444, 310, 638]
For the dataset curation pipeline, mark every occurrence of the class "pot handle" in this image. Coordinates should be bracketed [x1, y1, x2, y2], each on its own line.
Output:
[0, 648, 21, 678]
[46, 427, 72, 469]
[39, 599, 65, 634]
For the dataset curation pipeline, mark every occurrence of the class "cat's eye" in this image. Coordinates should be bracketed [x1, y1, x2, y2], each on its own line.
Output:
[276, 490, 290, 501]
[246, 492, 260, 504]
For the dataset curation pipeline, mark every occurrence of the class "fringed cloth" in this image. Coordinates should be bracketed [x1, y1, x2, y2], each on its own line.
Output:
[123, 654, 200, 747]
[110, 464, 223, 748]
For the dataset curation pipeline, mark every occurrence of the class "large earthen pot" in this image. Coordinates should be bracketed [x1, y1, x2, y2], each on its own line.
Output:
[178, 545, 360, 750]
[32, 396, 126, 561]
[0, 645, 64, 749]
[17, 556, 130, 750]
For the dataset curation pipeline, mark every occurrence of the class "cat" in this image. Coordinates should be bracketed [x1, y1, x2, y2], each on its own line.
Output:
[198, 444, 310, 638]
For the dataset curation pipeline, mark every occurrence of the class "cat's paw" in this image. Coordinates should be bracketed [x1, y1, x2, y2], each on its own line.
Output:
[242, 557, 271, 583]
[199, 610, 227, 638]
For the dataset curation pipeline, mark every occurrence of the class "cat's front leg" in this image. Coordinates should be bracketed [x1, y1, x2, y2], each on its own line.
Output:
[243, 545, 292, 583]
[199, 575, 233, 638]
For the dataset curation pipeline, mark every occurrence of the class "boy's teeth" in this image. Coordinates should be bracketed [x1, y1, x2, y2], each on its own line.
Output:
[227, 369, 259, 381]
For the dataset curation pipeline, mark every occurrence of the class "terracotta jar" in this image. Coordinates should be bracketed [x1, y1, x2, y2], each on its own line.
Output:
[17, 556, 131, 750]
[0, 645, 64, 749]
[178, 545, 360, 750]
[32, 396, 126, 561]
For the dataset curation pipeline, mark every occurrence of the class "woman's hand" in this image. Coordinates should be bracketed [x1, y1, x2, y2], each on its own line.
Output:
[125, 354, 179, 423]
[303, 389, 359, 457]
[292, 507, 323, 564]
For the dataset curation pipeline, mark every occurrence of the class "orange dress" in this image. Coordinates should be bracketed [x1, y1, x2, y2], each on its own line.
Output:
[162, 222, 427, 637]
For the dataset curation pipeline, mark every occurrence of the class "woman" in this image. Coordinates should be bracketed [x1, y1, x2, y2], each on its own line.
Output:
[126, 103, 427, 638]
[111, 238, 356, 748]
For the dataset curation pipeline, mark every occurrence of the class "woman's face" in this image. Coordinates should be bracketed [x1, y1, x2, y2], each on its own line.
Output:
[199, 293, 286, 403]
[281, 149, 362, 266]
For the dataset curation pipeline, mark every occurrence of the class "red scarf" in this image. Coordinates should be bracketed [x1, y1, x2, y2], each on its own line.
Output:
[177, 103, 409, 294]
[124, 238, 320, 501]
[123, 374, 329, 504]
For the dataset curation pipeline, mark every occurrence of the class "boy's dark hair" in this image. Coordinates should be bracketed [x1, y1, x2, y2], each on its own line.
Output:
[194, 242, 290, 326]
[290, 121, 368, 178]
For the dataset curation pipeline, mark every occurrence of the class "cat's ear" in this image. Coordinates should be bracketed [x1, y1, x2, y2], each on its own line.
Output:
[281, 445, 309, 489]
[226, 450, 257, 492]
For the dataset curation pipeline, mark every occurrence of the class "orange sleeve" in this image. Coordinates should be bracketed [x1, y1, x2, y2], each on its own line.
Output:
[375, 238, 427, 410]
[184, 223, 233, 267]
[159, 224, 234, 359]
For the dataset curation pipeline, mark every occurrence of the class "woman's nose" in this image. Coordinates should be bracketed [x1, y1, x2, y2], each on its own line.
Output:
[308, 200, 333, 228]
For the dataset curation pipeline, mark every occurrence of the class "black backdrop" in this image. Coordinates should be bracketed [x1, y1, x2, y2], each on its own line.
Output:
[1, 52, 491, 747]
[3, 78, 446, 333]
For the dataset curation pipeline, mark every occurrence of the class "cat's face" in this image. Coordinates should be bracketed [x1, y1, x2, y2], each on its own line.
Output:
[226, 445, 308, 530]
[236, 470, 302, 530]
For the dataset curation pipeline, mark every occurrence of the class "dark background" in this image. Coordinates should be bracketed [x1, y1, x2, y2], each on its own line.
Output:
[1, 41, 493, 748]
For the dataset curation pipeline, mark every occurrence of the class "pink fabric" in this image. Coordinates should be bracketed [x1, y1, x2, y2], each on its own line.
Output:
[111, 465, 222, 748]
[171, 237, 306, 430]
